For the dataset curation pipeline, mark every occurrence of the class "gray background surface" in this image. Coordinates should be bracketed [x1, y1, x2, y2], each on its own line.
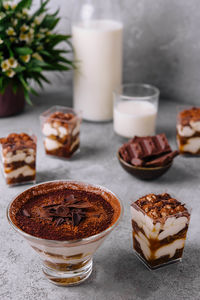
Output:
[1, 1, 200, 299]
[32, 0, 200, 104]
[0, 96, 200, 300]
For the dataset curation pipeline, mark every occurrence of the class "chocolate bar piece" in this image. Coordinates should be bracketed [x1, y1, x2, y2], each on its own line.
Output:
[145, 151, 179, 167]
[119, 134, 178, 167]
[176, 107, 200, 154]
[131, 193, 190, 269]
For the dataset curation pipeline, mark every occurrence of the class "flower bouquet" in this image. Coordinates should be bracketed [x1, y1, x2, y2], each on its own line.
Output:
[0, 0, 74, 116]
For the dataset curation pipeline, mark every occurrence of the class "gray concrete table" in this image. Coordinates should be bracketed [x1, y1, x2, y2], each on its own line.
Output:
[0, 94, 200, 300]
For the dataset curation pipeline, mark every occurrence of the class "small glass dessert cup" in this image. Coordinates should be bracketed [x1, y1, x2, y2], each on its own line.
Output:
[131, 193, 191, 270]
[176, 106, 200, 155]
[0, 132, 37, 186]
[40, 106, 82, 159]
[7, 181, 123, 286]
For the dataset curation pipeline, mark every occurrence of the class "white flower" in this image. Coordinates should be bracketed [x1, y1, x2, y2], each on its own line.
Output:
[0, 39, 3, 45]
[22, 8, 29, 16]
[12, 19, 18, 26]
[40, 28, 48, 33]
[0, 12, 6, 20]
[16, 12, 22, 18]
[8, 57, 18, 68]
[34, 14, 45, 25]
[6, 27, 16, 36]
[9, 37, 15, 43]
[6, 69, 15, 78]
[36, 33, 45, 39]
[32, 53, 43, 61]
[29, 28, 34, 36]
[11, 3, 17, 9]
[20, 24, 29, 32]
[1, 60, 9, 72]
[37, 45, 43, 51]
[19, 33, 29, 42]
[20, 54, 30, 63]
[3, 1, 12, 10]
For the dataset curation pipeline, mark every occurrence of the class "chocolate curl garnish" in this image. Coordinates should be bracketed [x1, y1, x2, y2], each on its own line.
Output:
[72, 212, 82, 226]
[37, 194, 95, 227]
[22, 209, 31, 218]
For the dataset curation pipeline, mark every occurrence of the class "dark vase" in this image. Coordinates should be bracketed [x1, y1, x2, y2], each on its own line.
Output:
[0, 85, 25, 117]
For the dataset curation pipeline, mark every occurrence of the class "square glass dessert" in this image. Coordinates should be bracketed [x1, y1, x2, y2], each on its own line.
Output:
[40, 106, 81, 158]
[177, 106, 200, 154]
[131, 193, 190, 269]
[0, 132, 37, 186]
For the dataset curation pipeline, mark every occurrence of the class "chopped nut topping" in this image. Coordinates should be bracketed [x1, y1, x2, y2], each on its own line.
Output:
[134, 193, 189, 220]
[0, 133, 36, 152]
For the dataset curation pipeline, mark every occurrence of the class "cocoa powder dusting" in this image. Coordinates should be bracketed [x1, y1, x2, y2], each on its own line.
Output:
[14, 189, 115, 241]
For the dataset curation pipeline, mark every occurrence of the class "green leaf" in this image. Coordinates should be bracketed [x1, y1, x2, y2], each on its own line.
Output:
[24, 89, 32, 105]
[30, 86, 38, 96]
[33, 76, 44, 89]
[19, 74, 29, 91]
[5, 40, 13, 57]
[16, 0, 32, 12]
[37, 73, 50, 84]
[14, 66, 26, 73]
[28, 67, 43, 73]
[31, 0, 49, 18]
[0, 76, 3, 91]
[15, 47, 33, 55]
[42, 15, 59, 30]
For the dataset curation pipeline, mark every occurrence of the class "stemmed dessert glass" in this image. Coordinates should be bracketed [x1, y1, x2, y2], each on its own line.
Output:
[7, 180, 123, 286]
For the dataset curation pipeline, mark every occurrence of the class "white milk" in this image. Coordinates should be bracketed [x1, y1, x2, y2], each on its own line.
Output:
[114, 101, 157, 138]
[73, 20, 123, 121]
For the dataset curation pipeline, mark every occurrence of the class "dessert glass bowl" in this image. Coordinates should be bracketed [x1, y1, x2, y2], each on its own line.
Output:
[117, 150, 172, 180]
[7, 180, 123, 286]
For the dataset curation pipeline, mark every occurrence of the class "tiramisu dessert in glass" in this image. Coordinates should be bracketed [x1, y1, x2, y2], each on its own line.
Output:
[40, 106, 81, 158]
[177, 107, 200, 154]
[0, 133, 37, 186]
[7, 181, 122, 286]
[131, 193, 190, 269]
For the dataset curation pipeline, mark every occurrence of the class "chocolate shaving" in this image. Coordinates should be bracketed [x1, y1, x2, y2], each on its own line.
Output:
[72, 212, 82, 226]
[56, 218, 66, 226]
[22, 209, 31, 218]
[37, 195, 95, 227]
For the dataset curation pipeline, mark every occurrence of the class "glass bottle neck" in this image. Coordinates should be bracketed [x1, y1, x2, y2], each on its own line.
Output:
[72, 0, 122, 24]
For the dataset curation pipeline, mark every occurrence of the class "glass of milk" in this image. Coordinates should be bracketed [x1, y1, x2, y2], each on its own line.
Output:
[72, 0, 123, 122]
[113, 84, 159, 138]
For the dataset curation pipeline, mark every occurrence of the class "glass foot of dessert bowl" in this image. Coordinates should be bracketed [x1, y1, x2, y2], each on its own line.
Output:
[42, 257, 93, 286]
[7, 180, 123, 286]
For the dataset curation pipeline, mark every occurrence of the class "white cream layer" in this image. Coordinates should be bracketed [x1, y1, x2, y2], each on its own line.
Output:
[131, 206, 188, 240]
[3, 149, 35, 164]
[72, 123, 80, 136]
[177, 125, 195, 137]
[131, 206, 188, 260]
[134, 231, 185, 260]
[177, 120, 200, 137]
[4, 165, 35, 178]
[70, 137, 80, 152]
[43, 122, 68, 139]
[43, 122, 80, 139]
[44, 138, 62, 151]
[190, 120, 200, 132]
[180, 137, 200, 154]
